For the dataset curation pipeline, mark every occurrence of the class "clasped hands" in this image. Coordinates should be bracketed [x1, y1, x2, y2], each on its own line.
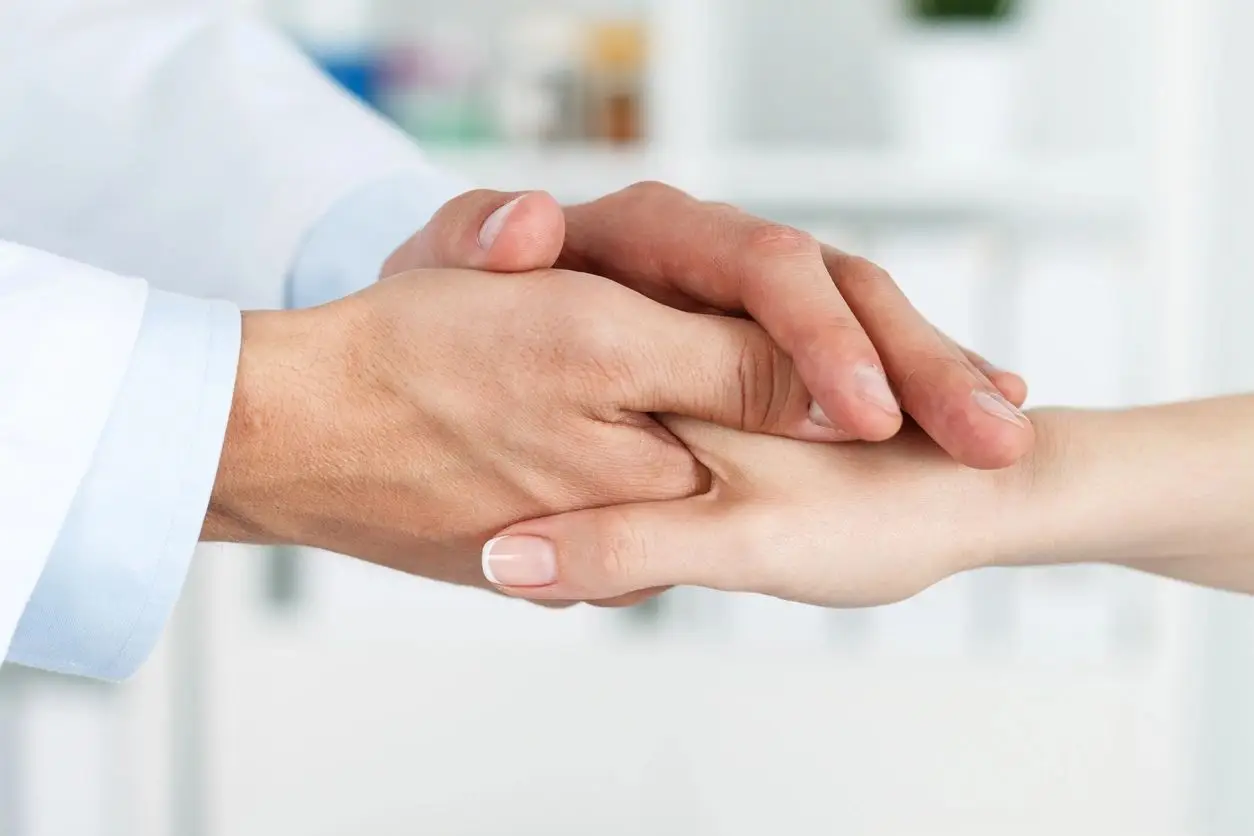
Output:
[204, 184, 1036, 611]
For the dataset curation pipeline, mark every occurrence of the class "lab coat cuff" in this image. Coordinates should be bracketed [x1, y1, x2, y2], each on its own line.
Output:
[286, 170, 474, 309]
[7, 290, 241, 681]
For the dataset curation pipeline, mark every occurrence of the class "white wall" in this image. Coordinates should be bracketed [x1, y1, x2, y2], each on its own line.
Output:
[202, 557, 1192, 836]
[1195, 0, 1254, 833]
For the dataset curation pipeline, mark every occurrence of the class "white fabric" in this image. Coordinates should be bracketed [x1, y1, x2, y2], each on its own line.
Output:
[0, 243, 148, 661]
[0, 0, 443, 307]
[0, 0, 460, 675]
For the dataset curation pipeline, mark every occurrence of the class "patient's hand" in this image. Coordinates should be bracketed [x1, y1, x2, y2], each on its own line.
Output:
[481, 417, 1016, 608]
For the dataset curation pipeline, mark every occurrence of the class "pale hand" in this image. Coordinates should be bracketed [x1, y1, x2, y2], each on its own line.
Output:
[485, 398, 1254, 604]
[480, 417, 1011, 606]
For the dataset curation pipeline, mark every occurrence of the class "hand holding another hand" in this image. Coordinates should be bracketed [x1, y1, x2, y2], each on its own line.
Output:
[376, 185, 1036, 609]
[205, 182, 1036, 610]
[388, 185, 1034, 469]
[484, 417, 1017, 607]
[204, 265, 829, 591]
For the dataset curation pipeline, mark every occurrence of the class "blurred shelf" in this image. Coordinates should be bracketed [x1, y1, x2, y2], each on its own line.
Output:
[426, 145, 1143, 224]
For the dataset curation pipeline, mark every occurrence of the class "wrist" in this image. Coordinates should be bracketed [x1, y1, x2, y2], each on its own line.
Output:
[202, 308, 332, 544]
[981, 408, 1081, 569]
[985, 407, 1137, 570]
[986, 402, 1252, 570]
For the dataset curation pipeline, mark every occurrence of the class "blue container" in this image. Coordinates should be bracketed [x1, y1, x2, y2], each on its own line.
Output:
[311, 50, 381, 109]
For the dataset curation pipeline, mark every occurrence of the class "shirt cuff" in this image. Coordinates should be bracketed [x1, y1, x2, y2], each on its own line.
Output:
[286, 171, 472, 309]
[7, 290, 241, 681]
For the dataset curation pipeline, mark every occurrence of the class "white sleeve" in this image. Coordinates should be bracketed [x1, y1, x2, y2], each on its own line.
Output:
[0, 241, 148, 659]
[0, 0, 453, 309]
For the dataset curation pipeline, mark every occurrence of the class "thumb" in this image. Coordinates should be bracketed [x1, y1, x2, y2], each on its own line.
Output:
[382, 189, 566, 276]
[480, 499, 745, 603]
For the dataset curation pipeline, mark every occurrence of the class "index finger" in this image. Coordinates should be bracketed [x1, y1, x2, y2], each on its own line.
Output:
[823, 247, 1034, 469]
[563, 186, 903, 441]
[617, 302, 846, 443]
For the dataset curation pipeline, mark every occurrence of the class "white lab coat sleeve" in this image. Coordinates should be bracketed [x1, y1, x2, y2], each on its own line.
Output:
[0, 1, 461, 309]
[0, 242, 148, 664]
[287, 172, 473, 309]
[7, 287, 239, 681]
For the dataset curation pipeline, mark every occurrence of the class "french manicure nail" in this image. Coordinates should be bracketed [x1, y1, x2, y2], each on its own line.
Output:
[973, 390, 1028, 427]
[854, 365, 900, 416]
[482, 535, 558, 587]
[478, 194, 527, 250]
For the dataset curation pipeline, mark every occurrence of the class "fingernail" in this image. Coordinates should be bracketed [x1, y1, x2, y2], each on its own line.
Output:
[854, 365, 900, 416]
[482, 535, 557, 587]
[973, 390, 1028, 427]
[478, 194, 527, 250]
[808, 399, 835, 429]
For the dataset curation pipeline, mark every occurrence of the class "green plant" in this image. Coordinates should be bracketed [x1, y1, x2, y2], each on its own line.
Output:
[908, 0, 1017, 20]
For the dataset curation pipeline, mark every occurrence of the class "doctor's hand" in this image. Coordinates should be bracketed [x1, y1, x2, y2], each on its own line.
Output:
[202, 267, 836, 591]
[481, 417, 1015, 607]
[385, 187, 1032, 471]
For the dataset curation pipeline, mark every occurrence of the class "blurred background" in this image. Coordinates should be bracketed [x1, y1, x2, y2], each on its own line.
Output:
[7, 0, 1254, 833]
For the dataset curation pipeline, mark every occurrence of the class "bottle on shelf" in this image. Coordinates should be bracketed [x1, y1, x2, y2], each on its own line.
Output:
[377, 20, 494, 145]
[584, 21, 648, 145]
[494, 15, 586, 145]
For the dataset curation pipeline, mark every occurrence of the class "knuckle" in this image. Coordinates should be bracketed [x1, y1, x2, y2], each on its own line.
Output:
[548, 318, 635, 407]
[623, 179, 680, 203]
[797, 316, 868, 360]
[743, 223, 818, 260]
[837, 255, 894, 291]
[896, 353, 970, 407]
[560, 309, 630, 373]
[734, 329, 796, 431]
[592, 507, 649, 586]
[619, 436, 705, 500]
[701, 199, 742, 215]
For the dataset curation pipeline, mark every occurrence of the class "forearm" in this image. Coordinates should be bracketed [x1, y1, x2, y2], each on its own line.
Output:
[995, 397, 1254, 591]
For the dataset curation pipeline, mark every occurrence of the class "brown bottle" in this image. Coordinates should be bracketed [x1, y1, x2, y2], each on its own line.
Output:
[585, 22, 647, 144]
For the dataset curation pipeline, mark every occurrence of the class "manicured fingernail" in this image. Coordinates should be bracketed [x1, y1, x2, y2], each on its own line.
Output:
[974, 390, 1028, 427]
[482, 535, 557, 587]
[478, 194, 527, 250]
[854, 365, 900, 416]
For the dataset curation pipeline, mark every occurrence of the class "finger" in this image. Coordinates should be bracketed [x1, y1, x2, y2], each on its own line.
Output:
[957, 345, 1028, 408]
[561, 186, 902, 442]
[822, 247, 1034, 469]
[619, 306, 850, 443]
[480, 502, 733, 603]
[382, 189, 566, 276]
[931, 328, 1030, 409]
[735, 222, 903, 442]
